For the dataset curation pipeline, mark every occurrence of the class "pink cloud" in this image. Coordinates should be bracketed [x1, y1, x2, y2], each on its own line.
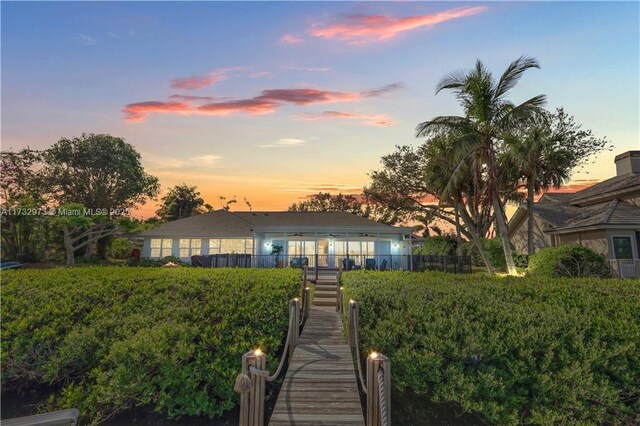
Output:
[170, 67, 243, 90]
[297, 110, 399, 127]
[280, 34, 304, 44]
[256, 88, 359, 105]
[310, 6, 487, 44]
[197, 99, 278, 116]
[125, 87, 365, 122]
[123, 101, 193, 123]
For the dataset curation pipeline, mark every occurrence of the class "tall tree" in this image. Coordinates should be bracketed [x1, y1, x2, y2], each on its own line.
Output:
[289, 193, 365, 215]
[41, 133, 159, 213]
[40, 133, 159, 258]
[156, 183, 212, 221]
[0, 149, 46, 261]
[503, 108, 610, 255]
[417, 56, 546, 275]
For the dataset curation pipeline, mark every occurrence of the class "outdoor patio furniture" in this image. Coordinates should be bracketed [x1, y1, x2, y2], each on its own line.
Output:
[290, 257, 309, 268]
[380, 259, 388, 271]
[365, 258, 376, 270]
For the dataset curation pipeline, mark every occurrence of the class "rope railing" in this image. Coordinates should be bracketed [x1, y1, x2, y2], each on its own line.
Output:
[348, 299, 392, 426]
[234, 291, 307, 426]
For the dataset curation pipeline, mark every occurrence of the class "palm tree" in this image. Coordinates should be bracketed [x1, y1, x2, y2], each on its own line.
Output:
[423, 135, 497, 274]
[417, 56, 546, 275]
[503, 116, 572, 255]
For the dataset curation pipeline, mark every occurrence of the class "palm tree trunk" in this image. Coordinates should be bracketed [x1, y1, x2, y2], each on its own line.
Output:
[527, 178, 535, 256]
[459, 208, 495, 275]
[493, 196, 517, 275]
[454, 200, 463, 256]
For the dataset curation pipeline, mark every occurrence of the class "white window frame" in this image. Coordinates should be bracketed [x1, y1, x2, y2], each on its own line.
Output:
[179, 238, 202, 258]
[209, 238, 253, 255]
[150, 238, 173, 258]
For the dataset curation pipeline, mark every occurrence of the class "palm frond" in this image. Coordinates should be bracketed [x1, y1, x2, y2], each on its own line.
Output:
[494, 56, 541, 100]
[415, 116, 473, 138]
[435, 70, 468, 95]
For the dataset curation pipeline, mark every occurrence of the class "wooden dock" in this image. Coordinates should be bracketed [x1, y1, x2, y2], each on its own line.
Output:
[269, 281, 364, 426]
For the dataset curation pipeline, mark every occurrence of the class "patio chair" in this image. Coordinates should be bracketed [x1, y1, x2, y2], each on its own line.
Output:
[365, 258, 376, 270]
[380, 259, 388, 271]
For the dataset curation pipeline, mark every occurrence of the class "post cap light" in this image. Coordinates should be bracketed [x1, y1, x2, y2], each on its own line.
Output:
[340, 287, 344, 291]
[349, 299, 355, 304]
[370, 351, 378, 359]
[254, 348, 262, 356]
[305, 287, 310, 291]
[293, 297, 299, 302]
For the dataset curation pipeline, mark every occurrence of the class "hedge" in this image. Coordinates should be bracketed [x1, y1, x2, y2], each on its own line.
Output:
[1, 267, 301, 423]
[528, 244, 610, 278]
[341, 271, 640, 425]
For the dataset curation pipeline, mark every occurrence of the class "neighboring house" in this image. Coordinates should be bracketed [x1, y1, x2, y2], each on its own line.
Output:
[508, 151, 640, 278]
[138, 210, 414, 270]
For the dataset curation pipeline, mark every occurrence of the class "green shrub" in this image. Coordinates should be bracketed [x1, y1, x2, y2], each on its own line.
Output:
[108, 237, 133, 259]
[462, 237, 509, 270]
[1, 267, 301, 423]
[528, 244, 610, 278]
[414, 235, 457, 256]
[513, 253, 529, 268]
[341, 271, 640, 425]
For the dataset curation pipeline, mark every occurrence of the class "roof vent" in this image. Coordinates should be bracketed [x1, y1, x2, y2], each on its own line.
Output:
[615, 151, 640, 176]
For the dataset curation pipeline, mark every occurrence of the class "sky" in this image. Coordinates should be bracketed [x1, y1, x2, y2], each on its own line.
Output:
[2, 1, 639, 218]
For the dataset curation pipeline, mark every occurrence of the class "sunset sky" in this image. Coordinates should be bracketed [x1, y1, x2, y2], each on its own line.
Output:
[2, 1, 638, 218]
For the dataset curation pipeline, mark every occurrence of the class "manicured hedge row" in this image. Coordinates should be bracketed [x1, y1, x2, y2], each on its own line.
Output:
[2, 267, 301, 423]
[341, 271, 640, 425]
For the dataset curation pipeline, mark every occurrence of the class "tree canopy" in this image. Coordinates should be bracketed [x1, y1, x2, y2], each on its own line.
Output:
[156, 183, 212, 221]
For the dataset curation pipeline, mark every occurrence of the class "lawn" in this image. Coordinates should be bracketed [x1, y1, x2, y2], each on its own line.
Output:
[341, 271, 640, 425]
[1, 267, 301, 424]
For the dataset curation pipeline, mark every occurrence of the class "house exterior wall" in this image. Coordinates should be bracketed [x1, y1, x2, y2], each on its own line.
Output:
[510, 214, 553, 254]
[557, 229, 610, 258]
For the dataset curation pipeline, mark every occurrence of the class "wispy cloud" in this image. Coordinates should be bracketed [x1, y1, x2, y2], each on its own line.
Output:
[191, 154, 222, 164]
[297, 110, 398, 127]
[309, 6, 487, 44]
[77, 33, 97, 46]
[258, 138, 306, 148]
[361, 82, 404, 97]
[280, 34, 304, 44]
[249, 71, 274, 79]
[170, 67, 243, 90]
[124, 87, 366, 122]
[169, 94, 219, 102]
[285, 66, 332, 73]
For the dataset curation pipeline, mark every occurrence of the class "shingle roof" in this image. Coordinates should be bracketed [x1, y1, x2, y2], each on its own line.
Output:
[570, 174, 640, 205]
[533, 194, 581, 227]
[548, 200, 640, 232]
[138, 210, 406, 238]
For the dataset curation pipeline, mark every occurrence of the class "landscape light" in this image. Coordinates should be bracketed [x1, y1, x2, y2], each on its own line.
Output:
[349, 299, 355, 304]
[370, 351, 378, 359]
[254, 349, 262, 356]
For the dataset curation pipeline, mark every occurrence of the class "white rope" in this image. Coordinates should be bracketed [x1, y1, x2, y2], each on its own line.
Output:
[352, 304, 367, 394]
[234, 303, 295, 392]
[377, 367, 389, 426]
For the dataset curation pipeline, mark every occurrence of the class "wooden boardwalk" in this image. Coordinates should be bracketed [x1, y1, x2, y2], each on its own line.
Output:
[269, 281, 364, 425]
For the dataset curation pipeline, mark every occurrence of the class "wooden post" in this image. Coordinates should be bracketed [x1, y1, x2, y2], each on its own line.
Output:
[239, 350, 267, 426]
[291, 298, 301, 351]
[303, 287, 310, 321]
[347, 300, 357, 348]
[366, 352, 391, 426]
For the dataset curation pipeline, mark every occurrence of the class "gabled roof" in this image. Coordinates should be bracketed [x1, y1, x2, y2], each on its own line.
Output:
[547, 199, 640, 233]
[570, 173, 640, 206]
[138, 210, 409, 238]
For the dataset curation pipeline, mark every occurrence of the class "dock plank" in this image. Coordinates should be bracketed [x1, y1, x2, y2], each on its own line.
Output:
[269, 292, 365, 426]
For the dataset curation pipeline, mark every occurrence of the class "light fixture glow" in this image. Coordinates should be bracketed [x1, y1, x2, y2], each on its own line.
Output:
[349, 299, 355, 304]
[370, 351, 378, 359]
[254, 349, 262, 356]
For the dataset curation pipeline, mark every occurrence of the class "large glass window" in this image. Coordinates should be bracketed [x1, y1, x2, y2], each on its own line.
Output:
[287, 241, 316, 257]
[209, 238, 253, 255]
[179, 239, 202, 258]
[150, 239, 172, 258]
[613, 236, 633, 259]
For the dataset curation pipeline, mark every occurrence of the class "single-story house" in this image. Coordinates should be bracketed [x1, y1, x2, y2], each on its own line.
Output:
[138, 210, 415, 271]
[508, 150, 640, 278]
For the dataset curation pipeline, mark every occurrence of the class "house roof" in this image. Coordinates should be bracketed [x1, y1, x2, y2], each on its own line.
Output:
[547, 199, 640, 234]
[138, 210, 409, 238]
[570, 173, 640, 206]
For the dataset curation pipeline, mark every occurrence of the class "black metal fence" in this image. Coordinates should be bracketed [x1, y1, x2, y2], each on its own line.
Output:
[190, 253, 472, 275]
